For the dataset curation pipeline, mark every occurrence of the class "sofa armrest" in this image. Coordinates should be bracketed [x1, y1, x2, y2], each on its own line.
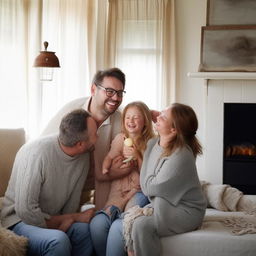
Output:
[0, 128, 25, 197]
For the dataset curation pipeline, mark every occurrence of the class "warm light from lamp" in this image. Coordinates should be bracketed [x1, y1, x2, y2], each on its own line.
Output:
[33, 41, 60, 81]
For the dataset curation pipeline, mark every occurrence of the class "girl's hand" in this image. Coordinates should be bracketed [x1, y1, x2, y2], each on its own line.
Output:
[123, 145, 139, 159]
[120, 158, 138, 169]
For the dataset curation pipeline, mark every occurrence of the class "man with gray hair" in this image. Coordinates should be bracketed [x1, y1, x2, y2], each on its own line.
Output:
[1, 109, 98, 256]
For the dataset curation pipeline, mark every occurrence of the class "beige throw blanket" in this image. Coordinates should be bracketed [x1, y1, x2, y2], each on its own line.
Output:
[223, 216, 256, 235]
[123, 205, 153, 251]
[201, 181, 256, 235]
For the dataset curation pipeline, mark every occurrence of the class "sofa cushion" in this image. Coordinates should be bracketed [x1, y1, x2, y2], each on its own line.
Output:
[0, 128, 25, 197]
[161, 208, 256, 256]
[161, 219, 256, 256]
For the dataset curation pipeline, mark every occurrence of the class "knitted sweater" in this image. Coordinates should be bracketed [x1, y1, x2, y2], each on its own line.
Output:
[1, 135, 90, 228]
[140, 137, 207, 236]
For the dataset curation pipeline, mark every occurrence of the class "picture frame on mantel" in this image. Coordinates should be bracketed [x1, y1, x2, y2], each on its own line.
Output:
[207, 0, 256, 26]
[199, 25, 256, 72]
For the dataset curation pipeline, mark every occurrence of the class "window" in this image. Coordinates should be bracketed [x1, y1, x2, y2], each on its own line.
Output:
[116, 20, 162, 109]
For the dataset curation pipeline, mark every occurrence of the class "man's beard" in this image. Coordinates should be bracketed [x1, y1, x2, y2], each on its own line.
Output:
[103, 99, 121, 115]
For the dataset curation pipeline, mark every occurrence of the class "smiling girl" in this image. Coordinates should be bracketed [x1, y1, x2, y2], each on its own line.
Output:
[102, 101, 155, 213]
[90, 101, 155, 256]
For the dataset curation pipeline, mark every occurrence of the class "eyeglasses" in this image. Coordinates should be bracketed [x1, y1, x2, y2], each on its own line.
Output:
[96, 84, 126, 98]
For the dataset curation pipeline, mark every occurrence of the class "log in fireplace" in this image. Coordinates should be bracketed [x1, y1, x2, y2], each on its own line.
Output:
[223, 103, 256, 194]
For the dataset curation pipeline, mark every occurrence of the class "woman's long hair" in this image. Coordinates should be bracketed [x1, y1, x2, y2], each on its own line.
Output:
[122, 101, 155, 156]
[162, 103, 202, 158]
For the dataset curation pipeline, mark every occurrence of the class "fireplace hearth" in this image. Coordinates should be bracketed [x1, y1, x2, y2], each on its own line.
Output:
[223, 103, 256, 194]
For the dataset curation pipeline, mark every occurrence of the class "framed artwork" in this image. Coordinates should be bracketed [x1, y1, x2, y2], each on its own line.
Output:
[199, 25, 256, 72]
[207, 0, 256, 25]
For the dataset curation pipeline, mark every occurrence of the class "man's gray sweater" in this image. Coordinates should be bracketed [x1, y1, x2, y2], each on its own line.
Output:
[1, 134, 90, 228]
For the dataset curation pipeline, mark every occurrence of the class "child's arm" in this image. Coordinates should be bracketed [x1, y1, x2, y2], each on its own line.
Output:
[96, 133, 133, 181]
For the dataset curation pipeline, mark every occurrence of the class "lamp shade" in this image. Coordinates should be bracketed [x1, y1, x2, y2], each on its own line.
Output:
[33, 41, 60, 68]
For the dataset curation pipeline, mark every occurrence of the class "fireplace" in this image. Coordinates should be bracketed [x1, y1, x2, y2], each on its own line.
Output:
[223, 103, 256, 194]
[187, 73, 256, 190]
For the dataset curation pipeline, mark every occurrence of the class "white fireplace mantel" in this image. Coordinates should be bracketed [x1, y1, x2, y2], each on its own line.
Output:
[187, 72, 256, 80]
[188, 72, 256, 185]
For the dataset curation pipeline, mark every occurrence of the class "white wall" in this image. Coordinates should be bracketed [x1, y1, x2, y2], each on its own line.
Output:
[175, 0, 207, 179]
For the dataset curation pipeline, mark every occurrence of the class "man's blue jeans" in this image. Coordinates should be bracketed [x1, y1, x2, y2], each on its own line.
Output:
[10, 221, 93, 256]
[91, 216, 126, 256]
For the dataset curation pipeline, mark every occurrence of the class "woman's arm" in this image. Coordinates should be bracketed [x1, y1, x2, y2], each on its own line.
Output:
[143, 148, 196, 206]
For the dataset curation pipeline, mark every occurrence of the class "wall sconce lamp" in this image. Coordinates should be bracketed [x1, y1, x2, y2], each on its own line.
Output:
[33, 41, 60, 81]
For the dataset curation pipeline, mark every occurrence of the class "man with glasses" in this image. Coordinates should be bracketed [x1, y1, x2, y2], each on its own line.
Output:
[41, 67, 134, 210]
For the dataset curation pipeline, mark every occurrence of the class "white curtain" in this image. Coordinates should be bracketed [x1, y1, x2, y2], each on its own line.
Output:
[40, 0, 102, 131]
[37, 0, 109, 136]
[106, 0, 176, 110]
[0, 0, 175, 138]
[0, 0, 37, 138]
[0, 0, 107, 138]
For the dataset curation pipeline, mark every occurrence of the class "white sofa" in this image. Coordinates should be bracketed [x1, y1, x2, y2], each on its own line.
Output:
[1, 128, 256, 256]
[161, 200, 256, 256]
[160, 181, 256, 256]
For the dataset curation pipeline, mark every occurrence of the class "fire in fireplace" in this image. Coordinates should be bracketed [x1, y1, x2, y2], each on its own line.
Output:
[225, 143, 256, 158]
[223, 103, 256, 195]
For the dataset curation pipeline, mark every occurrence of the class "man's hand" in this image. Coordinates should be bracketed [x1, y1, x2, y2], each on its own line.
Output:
[109, 155, 138, 179]
[46, 215, 74, 232]
[111, 155, 128, 172]
[75, 208, 95, 223]
[45, 208, 95, 232]
[58, 218, 74, 232]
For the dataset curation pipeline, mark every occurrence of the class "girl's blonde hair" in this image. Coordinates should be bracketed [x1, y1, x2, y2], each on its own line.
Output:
[162, 103, 202, 158]
[122, 101, 155, 156]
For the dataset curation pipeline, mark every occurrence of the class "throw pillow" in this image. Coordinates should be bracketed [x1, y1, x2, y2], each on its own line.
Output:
[222, 186, 243, 211]
[205, 184, 229, 211]
[0, 228, 28, 256]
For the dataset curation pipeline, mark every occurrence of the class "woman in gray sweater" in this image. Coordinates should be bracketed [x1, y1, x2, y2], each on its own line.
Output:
[129, 103, 207, 256]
